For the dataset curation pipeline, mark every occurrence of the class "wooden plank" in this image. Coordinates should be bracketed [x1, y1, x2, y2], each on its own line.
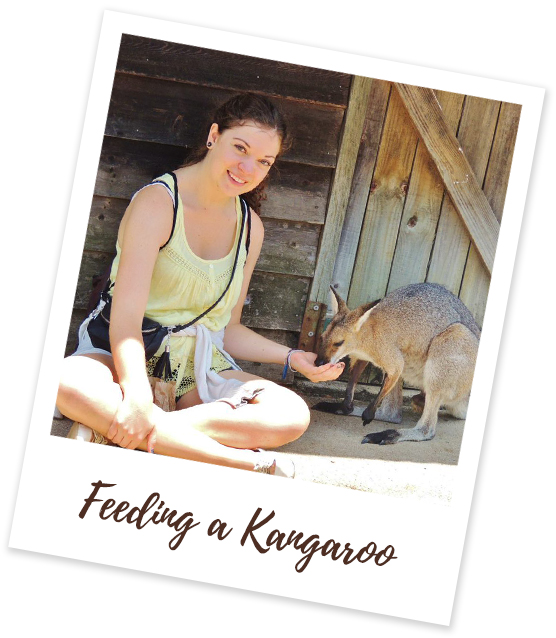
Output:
[85, 197, 126, 252]
[262, 162, 332, 225]
[460, 102, 521, 324]
[396, 84, 500, 275]
[330, 79, 391, 302]
[242, 271, 310, 331]
[348, 87, 420, 308]
[73, 250, 115, 310]
[95, 137, 187, 196]
[258, 219, 319, 277]
[117, 35, 351, 107]
[426, 95, 500, 291]
[387, 89, 465, 292]
[107, 73, 344, 168]
[481, 102, 522, 220]
[309, 76, 373, 303]
[96, 137, 332, 225]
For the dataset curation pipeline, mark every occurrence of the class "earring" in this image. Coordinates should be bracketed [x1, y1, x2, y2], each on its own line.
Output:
[207, 142, 212, 148]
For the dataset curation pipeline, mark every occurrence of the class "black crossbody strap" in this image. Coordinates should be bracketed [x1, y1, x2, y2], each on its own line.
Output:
[171, 196, 248, 332]
[243, 196, 252, 257]
[152, 171, 179, 250]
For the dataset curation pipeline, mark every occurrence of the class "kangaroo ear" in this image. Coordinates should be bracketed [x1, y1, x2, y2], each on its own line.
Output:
[355, 307, 374, 332]
[329, 286, 348, 316]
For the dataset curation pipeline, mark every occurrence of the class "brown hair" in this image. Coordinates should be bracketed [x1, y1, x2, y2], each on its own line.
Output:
[182, 93, 291, 214]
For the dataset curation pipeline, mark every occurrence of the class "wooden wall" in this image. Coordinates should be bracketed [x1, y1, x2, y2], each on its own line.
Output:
[333, 82, 520, 327]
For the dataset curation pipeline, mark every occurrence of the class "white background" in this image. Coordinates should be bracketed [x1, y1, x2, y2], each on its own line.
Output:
[3, 1, 553, 635]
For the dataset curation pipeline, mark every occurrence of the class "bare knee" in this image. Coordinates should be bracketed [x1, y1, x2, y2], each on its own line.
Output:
[283, 390, 310, 437]
[258, 385, 310, 446]
[57, 355, 120, 414]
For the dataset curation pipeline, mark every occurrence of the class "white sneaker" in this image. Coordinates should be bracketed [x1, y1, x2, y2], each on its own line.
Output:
[253, 449, 295, 478]
[67, 422, 110, 445]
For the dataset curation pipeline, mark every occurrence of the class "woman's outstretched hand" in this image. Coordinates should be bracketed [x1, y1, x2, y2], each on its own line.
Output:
[290, 350, 345, 383]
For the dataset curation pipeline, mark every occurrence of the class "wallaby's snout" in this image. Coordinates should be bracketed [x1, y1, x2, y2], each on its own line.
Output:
[315, 326, 345, 367]
[314, 341, 327, 367]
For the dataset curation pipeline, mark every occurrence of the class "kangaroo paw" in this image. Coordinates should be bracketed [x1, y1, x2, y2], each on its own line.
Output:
[361, 429, 400, 445]
[361, 407, 375, 426]
[312, 401, 354, 416]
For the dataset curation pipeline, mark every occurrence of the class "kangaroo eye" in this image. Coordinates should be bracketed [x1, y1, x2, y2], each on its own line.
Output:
[333, 340, 344, 347]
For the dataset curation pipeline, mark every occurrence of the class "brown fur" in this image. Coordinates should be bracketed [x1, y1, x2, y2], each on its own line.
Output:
[313, 283, 480, 444]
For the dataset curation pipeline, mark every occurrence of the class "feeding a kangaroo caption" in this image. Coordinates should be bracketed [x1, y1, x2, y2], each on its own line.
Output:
[79, 481, 398, 573]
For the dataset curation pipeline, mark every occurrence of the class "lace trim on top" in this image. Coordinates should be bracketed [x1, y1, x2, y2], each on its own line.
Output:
[163, 244, 236, 286]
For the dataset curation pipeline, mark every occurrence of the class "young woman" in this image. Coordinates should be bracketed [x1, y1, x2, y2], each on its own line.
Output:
[57, 93, 345, 477]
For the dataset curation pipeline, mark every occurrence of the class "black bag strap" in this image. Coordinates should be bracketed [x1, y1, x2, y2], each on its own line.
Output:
[151, 171, 179, 250]
[242, 195, 252, 257]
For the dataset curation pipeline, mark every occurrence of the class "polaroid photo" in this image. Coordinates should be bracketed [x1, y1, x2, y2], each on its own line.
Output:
[9, 10, 544, 626]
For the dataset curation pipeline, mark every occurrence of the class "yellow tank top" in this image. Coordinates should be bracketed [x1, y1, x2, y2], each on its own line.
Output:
[108, 173, 249, 398]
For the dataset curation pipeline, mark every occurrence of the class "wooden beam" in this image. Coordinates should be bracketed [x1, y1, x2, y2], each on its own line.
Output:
[330, 79, 391, 304]
[395, 83, 500, 275]
[309, 75, 373, 303]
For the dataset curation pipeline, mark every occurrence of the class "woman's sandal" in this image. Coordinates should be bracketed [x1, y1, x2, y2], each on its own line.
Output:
[67, 422, 111, 445]
[253, 449, 295, 478]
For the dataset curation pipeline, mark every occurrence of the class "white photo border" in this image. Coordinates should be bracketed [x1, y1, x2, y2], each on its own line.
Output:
[9, 10, 544, 627]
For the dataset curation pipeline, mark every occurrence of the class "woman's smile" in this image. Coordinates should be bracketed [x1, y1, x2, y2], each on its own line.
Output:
[227, 169, 248, 186]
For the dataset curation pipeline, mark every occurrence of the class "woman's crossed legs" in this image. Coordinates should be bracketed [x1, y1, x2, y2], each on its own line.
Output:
[57, 353, 309, 474]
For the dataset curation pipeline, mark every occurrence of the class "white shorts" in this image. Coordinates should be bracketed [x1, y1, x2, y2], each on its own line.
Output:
[71, 313, 112, 358]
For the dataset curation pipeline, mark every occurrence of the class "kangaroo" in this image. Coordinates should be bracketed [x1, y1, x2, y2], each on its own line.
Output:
[313, 283, 480, 444]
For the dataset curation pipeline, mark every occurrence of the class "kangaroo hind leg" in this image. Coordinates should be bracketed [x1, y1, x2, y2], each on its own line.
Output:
[374, 323, 478, 443]
[362, 384, 441, 445]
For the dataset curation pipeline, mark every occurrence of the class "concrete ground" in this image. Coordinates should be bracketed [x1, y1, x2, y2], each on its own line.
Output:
[51, 382, 463, 505]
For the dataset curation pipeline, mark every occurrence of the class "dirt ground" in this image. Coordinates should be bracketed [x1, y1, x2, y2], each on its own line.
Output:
[51, 382, 463, 505]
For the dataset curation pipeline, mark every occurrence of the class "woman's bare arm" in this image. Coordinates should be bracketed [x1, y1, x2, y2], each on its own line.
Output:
[106, 186, 174, 449]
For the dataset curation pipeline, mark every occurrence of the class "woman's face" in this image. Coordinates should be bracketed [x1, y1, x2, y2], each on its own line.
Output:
[206, 121, 282, 197]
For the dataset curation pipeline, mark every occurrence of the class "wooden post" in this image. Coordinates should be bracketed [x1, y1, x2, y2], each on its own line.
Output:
[348, 87, 420, 308]
[330, 80, 391, 304]
[308, 75, 372, 304]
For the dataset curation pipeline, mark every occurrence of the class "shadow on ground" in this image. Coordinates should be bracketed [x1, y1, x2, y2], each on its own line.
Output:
[275, 391, 464, 503]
